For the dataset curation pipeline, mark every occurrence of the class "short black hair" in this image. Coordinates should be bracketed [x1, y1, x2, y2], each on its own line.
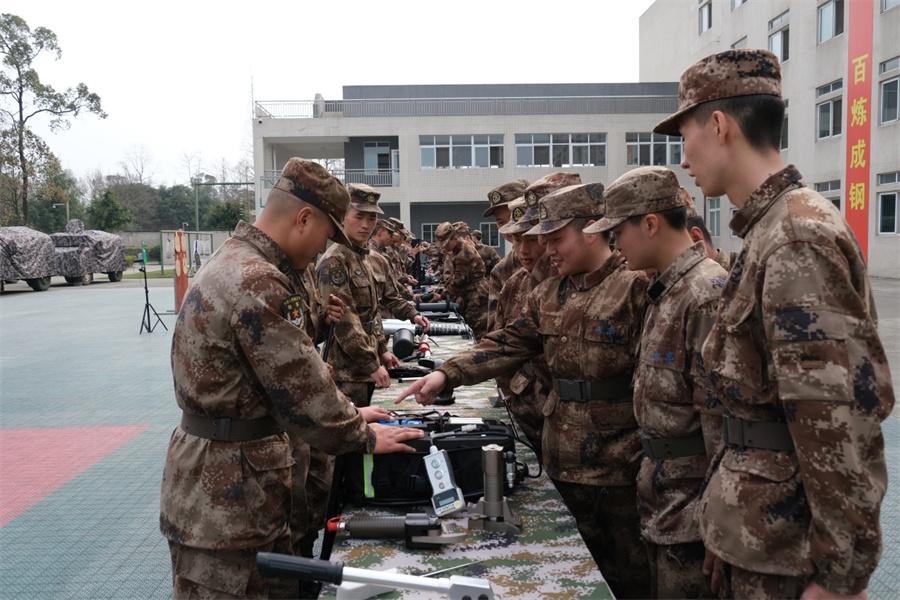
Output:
[626, 206, 688, 231]
[686, 215, 713, 243]
[690, 94, 786, 152]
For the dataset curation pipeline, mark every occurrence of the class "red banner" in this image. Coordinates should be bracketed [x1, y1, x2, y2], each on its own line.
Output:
[174, 229, 189, 312]
[843, 0, 874, 260]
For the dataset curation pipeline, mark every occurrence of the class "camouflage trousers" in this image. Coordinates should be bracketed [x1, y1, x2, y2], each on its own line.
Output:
[337, 380, 376, 408]
[460, 283, 489, 339]
[290, 443, 334, 555]
[552, 481, 651, 599]
[168, 535, 296, 599]
[717, 561, 809, 600]
[646, 540, 714, 599]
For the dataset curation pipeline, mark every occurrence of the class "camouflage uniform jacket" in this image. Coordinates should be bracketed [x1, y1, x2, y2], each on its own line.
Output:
[160, 221, 373, 550]
[439, 252, 649, 485]
[698, 166, 894, 595]
[317, 242, 383, 382]
[475, 242, 501, 275]
[445, 240, 486, 300]
[712, 247, 733, 272]
[367, 249, 419, 324]
[493, 254, 557, 397]
[634, 242, 727, 545]
[486, 249, 520, 330]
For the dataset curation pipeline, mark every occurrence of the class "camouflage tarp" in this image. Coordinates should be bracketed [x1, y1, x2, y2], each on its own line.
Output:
[0, 227, 57, 281]
[50, 221, 126, 276]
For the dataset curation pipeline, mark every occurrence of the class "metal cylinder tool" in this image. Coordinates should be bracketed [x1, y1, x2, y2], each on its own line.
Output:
[466, 444, 522, 534]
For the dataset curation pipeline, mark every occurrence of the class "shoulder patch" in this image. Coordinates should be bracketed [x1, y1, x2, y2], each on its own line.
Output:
[329, 265, 348, 285]
[282, 294, 304, 328]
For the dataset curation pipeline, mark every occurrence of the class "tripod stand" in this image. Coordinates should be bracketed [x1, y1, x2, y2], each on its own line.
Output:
[138, 261, 167, 334]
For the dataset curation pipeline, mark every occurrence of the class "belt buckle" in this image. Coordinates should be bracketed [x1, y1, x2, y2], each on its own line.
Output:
[213, 417, 231, 441]
[724, 415, 745, 449]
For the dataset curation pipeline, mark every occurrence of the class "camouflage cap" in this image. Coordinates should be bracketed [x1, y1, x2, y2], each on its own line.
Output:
[374, 219, 395, 234]
[387, 217, 410, 237]
[506, 172, 582, 235]
[471, 229, 483, 240]
[483, 179, 529, 217]
[654, 48, 782, 136]
[451, 221, 471, 237]
[497, 198, 528, 236]
[584, 167, 684, 234]
[269, 157, 351, 246]
[346, 183, 384, 215]
[526, 183, 605, 236]
[434, 221, 453, 242]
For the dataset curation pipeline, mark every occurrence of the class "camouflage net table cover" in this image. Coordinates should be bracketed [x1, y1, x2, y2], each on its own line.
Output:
[324, 332, 613, 599]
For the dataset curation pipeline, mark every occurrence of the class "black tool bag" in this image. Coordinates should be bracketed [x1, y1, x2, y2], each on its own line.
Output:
[341, 412, 518, 506]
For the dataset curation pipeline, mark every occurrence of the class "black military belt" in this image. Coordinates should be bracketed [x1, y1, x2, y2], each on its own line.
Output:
[553, 375, 633, 403]
[180, 412, 283, 442]
[641, 433, 707, 459]
[723, 415, 794, 452]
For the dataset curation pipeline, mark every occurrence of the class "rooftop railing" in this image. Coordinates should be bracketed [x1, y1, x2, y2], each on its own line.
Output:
[255, 95, 677, 119]
[262, 168, 399, 188]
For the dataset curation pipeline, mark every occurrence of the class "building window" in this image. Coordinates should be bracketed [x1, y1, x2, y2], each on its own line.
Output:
[516, 133, 606, 167]
[817, 0, 844, 44]
[421, 223, 439, 242]
[878, 192, 898, 234]
[817, 97, 843, 139]
[731, 0, 748, 9]
[768, 11, 790, 61]
[706, 197, 721, 237]
[884, 0, 900, 12]
[699, 0, 713, 33]
[781, 114, 789, 150]
[731, 36, 748, 49]
[815, 180, 842, 211]
[881, 77, 899, 124]
[816, 79, 843, 97]
[877, 171, 900, 185]
[419, 135, 503, 169]
[479, 223, 500, 247]
[626, 133, 682, 166]
[881, 57, 900, 75]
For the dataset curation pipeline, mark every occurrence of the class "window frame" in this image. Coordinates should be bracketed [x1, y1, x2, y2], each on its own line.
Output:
[880, 76, 899, 124]
[421, 222, 439, 242]
[706, 197, 721, 237]
[768, 11, 790, 62]
[419, 134, 503, 170]
[625, 132, 683, 167]
[731, 36, 748, 49]
[479, 222, 500, 247]
[816, 95, 844, 139]
[877, 191, 898, 234]
[883, 0, 900, 13]
[817, 0, 844, 45]
[699, 0, 713, 34]
[516, 133, 606, 168]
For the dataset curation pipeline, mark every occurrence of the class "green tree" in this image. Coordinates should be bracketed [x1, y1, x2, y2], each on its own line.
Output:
[86, 189, 130, 230]
[0, 13, 106, 223]
[0, 126, 55, 225]
[29, 159, 84, 232]
[106, 181, 160, 231]
[203, 200, 246, 231]
[156, 184, 195, 230]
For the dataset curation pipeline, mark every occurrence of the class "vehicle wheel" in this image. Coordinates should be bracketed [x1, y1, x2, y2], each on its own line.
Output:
[26, 277, 52, 291]
[65, 276, 84, 286]
[107, 271, 123, 282]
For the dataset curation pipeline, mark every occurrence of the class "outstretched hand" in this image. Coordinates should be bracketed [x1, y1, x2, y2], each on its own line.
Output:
[370, 423, 424, 454]
[394, 371, 448, 405]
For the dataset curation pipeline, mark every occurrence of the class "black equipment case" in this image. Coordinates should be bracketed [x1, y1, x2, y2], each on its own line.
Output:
[341, 412, 519, 506]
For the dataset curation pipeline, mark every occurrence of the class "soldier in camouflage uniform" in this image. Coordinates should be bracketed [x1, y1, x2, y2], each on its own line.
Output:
[588, 167, 726, 598]
[159, 158, 422, 599]
[491, 197, 558, 454]
[441, 221, 490, 338]
[686, 215, 734, 272]
[317, 185, 428, 408]
[483, 180, 528, 330]
[656, 49, 895, 599]
[470, 229, 501, 274]
[397, 183, 652, 598]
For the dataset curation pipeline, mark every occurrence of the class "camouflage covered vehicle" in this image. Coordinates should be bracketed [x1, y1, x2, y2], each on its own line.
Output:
[0, 226, 57, 292]
[51, 220, 126, 286]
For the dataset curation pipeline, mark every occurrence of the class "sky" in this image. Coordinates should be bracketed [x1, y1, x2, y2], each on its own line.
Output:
[3, 0, 656, 187]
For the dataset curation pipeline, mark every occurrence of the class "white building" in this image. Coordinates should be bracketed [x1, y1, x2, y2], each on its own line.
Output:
[640, 0, 900, 278]
[252, 83, 704, 252]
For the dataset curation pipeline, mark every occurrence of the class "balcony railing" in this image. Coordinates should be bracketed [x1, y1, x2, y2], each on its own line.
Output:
[262, 168, 399, 188]
[255, 94, 677, 120]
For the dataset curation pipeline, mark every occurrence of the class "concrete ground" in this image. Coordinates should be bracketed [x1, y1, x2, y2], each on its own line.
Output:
[0, 277, 897, 599]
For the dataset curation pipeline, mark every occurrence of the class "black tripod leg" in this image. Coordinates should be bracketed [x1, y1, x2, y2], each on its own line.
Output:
[318, 455, 345, 561]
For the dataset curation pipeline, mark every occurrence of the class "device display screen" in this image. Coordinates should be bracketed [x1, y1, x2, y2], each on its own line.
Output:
[434, 489, 460, 508]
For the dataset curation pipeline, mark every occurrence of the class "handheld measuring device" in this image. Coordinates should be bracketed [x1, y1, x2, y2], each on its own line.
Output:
[425, 444, 465, 517]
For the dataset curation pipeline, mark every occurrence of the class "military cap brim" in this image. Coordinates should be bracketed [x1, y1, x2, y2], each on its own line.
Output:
[349, 201, 384, 215]
[583, 215, 627, 234]
[526, 217, 575, 236]
[267, 185, 352, 247]
[498, 207, 540, 235]
[483, 201, 512, 218]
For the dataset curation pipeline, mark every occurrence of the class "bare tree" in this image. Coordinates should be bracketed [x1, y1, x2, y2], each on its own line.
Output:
[120, 145, 153, 185]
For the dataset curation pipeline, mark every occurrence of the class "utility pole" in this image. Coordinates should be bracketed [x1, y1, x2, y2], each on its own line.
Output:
[52, 201, 70, 222]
